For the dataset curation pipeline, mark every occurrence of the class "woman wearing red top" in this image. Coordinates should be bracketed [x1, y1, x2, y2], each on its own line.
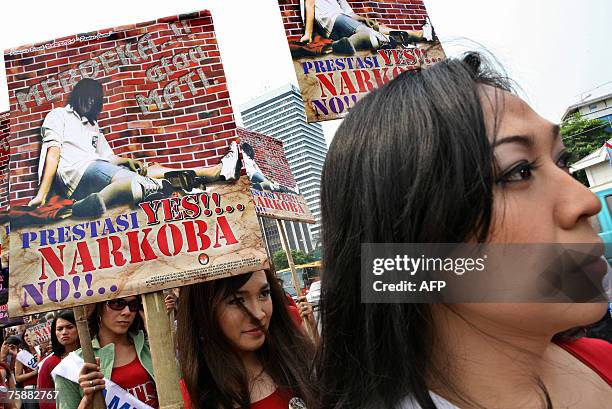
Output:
[177, 269, 315, 408]
[37, 310, 80, 409]
[314, 53, 612, 408]
[15, 327, 41, 409]
[55, 296, 158, 409]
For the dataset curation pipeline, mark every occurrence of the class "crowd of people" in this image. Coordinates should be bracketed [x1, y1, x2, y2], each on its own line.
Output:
[1, 53, 611, 409]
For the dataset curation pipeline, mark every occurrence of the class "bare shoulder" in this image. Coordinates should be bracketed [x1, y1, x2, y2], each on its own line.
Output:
[542, 341, 610, 407]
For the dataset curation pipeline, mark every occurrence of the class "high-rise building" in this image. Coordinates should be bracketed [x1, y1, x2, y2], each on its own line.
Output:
[240, 84, 326, 247]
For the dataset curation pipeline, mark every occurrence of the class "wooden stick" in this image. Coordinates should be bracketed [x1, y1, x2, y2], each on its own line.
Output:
[275, 219, 318, 341]
[72, 305, 106, 409]
[275, 219, 301, 297]
[142, 291, 184, 409]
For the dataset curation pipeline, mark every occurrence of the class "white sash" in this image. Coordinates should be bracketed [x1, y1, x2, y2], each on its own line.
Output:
[16, 350, 38, 370]
[52, 352, 154, 409]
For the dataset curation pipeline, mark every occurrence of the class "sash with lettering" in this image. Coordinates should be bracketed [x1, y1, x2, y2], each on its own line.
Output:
[51, 352, 153, 409]
[16, 350, 38, 370]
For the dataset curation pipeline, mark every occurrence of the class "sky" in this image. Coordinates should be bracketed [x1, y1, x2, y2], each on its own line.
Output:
[0, 0, 610, 146]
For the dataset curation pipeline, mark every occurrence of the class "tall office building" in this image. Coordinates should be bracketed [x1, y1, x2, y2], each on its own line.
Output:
[240, 84, 326, 248]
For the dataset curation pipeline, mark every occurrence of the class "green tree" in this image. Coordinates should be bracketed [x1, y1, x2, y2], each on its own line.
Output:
[561, 113, 610, 186]
[272, 249, 314, 270]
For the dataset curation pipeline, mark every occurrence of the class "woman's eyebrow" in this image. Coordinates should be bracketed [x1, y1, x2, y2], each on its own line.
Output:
[494, 125, 560, 148]
[493, 134, 533, 148]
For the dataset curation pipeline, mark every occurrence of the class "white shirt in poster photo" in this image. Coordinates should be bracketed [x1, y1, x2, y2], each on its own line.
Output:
[39, 105, 114, 196]
[300, 0, 355, 37]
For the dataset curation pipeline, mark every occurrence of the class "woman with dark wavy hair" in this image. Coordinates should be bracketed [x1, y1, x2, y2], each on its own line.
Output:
[37, 310, 80, 409]
[177, 269, 315, 409]
[315, 53, 611, 409]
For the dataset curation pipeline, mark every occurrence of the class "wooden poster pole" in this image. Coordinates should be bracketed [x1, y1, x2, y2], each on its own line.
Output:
[276, 219, 301, 297]
[142, 291, 184, 409]
[275, 219, 319, 341]
[73, 305, 106, 409]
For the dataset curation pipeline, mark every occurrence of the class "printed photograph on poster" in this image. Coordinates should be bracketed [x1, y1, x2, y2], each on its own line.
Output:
[4, 11, 269, 316]
[277, 0, 446, 122]
[237, 128, 315, 224]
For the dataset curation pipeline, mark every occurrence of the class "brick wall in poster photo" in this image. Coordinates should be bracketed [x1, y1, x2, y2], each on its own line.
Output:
[4, 11, 268, 316]
[278, 0, 446, 122]
[237, 128, 315, 224]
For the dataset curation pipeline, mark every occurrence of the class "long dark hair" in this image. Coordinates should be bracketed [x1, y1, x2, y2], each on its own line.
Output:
[51, 310, 79, 357]
[20, 327, 38, 355]
[68, 78, 104, 125]
[177, 269, 314, 409]
[315, 54, 522, 409]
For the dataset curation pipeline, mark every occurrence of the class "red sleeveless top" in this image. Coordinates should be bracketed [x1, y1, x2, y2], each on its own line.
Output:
[556, 337, 612, 386]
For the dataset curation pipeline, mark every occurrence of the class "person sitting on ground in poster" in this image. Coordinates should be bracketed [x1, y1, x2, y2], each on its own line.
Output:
[28, 78, 242, 219]
[54, 296, 159, 409]
[177, 269, 315, 408]
[241, 142, 298, 194]
[37, 310, 80, 409]
[299, 0, 432, 54]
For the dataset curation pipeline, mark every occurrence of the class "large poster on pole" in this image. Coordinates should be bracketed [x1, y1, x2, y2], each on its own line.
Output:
[277, 0, 446, 122]
[237, 128, 315, 224]
[4, 11, 268, 316]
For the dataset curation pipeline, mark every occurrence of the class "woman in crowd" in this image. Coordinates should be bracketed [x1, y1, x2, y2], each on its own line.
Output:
[315, 53, 611, 408]
[177, 269, 315, 408]
[15, 328, 40, 386]
[37, 310, 80, 409]
[54, 296, 157, 409]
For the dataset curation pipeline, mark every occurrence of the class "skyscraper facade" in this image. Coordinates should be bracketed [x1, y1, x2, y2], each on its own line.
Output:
[240, 84, 326, 247]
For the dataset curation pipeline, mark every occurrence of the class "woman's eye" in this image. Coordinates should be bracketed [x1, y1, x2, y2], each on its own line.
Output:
[229, 297, 245, 305]
[498, 161, 534, 185]
[259, 289, 271, 299]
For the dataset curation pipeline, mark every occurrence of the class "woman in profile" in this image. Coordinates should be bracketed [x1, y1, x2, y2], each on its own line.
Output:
[315, 54, 611, 408]
[177, 269, 314, 408]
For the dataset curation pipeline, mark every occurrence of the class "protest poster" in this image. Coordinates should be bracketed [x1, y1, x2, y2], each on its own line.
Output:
[237, 128, 315, 224]
[277, 0, 446, 122]
[4, 11, 269, 316]
[25, 319, 52, 345]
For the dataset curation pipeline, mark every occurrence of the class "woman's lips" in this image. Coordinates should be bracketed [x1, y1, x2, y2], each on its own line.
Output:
[243, 328, 264, 336]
